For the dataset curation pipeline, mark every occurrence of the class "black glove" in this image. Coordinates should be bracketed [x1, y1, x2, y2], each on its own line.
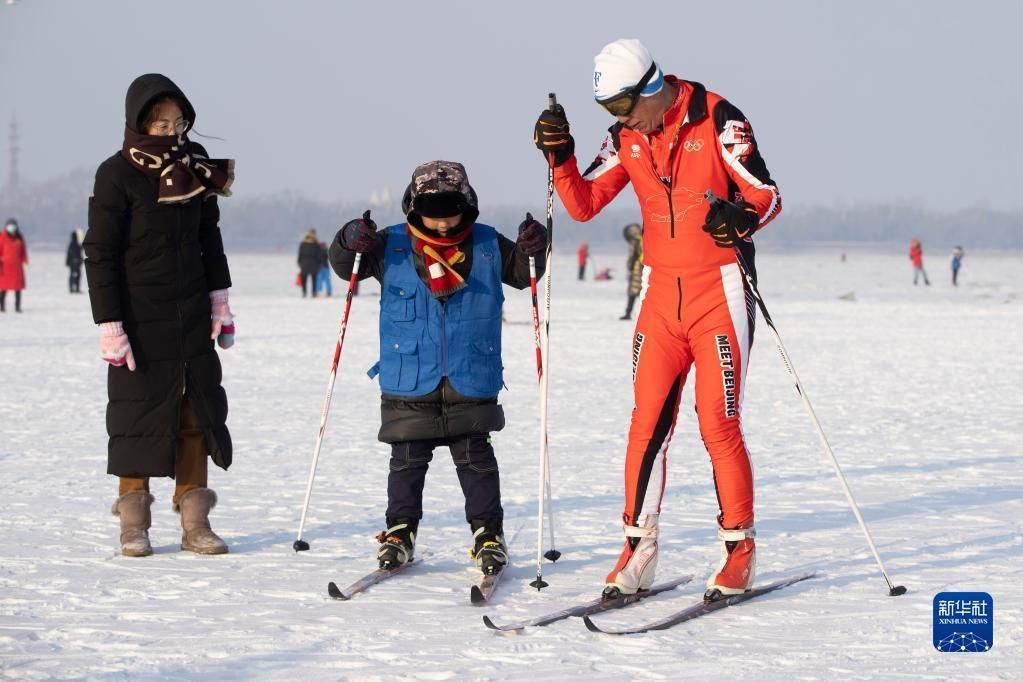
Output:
[703, 198, 759, 248]
[340, 210, 380, 253]
[516, 212, 547, 256]
[534, 104, 575, 168]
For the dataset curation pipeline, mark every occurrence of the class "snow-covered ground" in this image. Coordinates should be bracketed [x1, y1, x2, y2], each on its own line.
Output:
[1, 245, 1020, 680]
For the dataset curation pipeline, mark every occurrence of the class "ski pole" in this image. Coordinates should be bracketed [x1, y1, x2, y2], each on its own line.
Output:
[293, 242, 365, 552]
[526, 227, 562, 565]
[705, 190, 906, 596]
[531, 93, 559, 589]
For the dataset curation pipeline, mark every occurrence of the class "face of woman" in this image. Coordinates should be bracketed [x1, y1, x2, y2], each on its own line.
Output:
[146, 100, 186, 136]
[421, 214, 463, 236]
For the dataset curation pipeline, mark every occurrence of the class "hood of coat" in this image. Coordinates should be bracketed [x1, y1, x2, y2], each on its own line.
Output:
[124, 73, 196, 134]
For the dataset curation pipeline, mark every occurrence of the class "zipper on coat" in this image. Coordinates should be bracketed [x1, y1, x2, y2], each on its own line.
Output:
[664, 178, 675, 239]
[659, 111, 686, 240]
[440, 301, 448, 377]
[676, 276, 682, 321]
[175, 205, 187, 395]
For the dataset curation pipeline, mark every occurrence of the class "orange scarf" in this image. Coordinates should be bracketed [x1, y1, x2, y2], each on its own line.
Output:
[407, 223, 470, 298]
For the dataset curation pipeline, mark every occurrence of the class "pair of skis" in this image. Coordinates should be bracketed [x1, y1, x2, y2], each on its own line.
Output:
[328, 561, 815, 634]
[327, 556, 505, 606]
[484, 573, 815, 635]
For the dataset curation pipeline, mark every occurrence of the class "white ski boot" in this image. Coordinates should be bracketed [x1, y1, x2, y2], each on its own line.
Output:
[603, 513, 659, 598]
[705, 525, 756, 601]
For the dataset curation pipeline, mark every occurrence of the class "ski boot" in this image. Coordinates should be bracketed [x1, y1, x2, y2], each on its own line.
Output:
[603, 513, 658, 598]
[469, 519, 508, 576]
[376, 518, 417, 569]
[704, 525, 756, 601]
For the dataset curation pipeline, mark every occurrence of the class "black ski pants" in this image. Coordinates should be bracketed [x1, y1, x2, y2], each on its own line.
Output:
[0, 290, 21, 312]
[300, 270, 317, 297]
[386, 434, 503, 525]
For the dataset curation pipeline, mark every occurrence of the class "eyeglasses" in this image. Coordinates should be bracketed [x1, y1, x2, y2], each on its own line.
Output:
[151, 119, 190, 135]
[596, 62, 658, 117]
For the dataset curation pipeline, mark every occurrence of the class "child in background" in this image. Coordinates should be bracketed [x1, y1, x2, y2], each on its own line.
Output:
[951, 246, 964, 287]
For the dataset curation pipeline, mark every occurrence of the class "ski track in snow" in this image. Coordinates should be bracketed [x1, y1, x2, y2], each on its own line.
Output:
[1, 247, 1020, 680]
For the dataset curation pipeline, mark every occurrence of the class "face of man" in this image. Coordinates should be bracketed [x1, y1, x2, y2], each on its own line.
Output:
[614, 89, 670, 135]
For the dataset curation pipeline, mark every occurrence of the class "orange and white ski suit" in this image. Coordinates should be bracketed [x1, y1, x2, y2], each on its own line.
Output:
[554, 77, 781, 530]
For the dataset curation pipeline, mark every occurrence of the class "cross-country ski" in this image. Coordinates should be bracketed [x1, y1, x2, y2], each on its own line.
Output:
[470, 570, 504, 605]
[583, 573, 817, 634]
[482, 575, 693, 630]
[327, 558, 422, 601]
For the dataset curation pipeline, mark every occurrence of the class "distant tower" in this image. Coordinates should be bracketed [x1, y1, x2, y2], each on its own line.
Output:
[7, 114, 19, 190]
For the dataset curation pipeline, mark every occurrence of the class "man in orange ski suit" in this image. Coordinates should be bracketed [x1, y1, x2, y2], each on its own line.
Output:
[534, 39, 781, 598]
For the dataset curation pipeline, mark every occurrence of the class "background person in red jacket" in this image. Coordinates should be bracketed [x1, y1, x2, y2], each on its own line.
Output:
[0, 218, 29, 313]
[577, 242, 589, 280]
[909, 238, 930, 286]
[534, 38, 781, 600]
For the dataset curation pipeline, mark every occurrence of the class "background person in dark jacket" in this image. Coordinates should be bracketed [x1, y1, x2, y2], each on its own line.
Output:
[84, 73, 236, 558]
[297, 229, 322, 297]
[330, 160, 546, 576]
[620, 223, 644, 320]
[66, 230, 84, 293]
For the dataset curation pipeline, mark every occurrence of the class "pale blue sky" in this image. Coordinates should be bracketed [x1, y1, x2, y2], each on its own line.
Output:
[1, 0, 1019, 211]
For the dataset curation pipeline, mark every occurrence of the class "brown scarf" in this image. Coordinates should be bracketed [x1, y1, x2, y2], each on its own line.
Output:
[121, 127, 234, 204]
[407, 223, 471, 299]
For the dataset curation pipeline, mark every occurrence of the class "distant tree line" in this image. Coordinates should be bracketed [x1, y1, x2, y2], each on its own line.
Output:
[2, 170, 1019, 251]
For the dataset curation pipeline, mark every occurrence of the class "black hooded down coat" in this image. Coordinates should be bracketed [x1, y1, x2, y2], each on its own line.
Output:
[84, 74, 232, 478]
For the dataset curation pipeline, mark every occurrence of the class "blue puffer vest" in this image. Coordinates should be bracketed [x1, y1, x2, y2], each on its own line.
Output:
[368, 223, 504, 399]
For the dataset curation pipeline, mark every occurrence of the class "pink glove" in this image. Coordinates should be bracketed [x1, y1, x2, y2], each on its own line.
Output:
[99, 321, 136, 371]
[210, 289, 235, 349]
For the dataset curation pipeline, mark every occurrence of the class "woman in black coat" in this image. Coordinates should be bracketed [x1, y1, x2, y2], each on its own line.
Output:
[297, 229, 322, 297]
[84, 73, 236, 557]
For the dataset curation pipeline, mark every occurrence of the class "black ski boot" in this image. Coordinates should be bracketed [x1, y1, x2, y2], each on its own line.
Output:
[469, 519, 508, 576]
[376, 518, 417, 569]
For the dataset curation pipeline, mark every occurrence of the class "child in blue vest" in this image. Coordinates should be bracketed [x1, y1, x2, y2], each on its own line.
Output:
[329, 161, 547, 575]
[951, 246, 964, 286]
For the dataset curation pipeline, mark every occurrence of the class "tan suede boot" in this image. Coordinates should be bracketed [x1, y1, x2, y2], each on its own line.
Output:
[111, 491, 155, 557]
[175, 488, 228, 554]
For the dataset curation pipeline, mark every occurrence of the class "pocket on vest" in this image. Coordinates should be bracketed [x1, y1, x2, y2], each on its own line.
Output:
[383, 285, 416, 322]
[467, 339, 502, 395]
[380, 337, 419, 392]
